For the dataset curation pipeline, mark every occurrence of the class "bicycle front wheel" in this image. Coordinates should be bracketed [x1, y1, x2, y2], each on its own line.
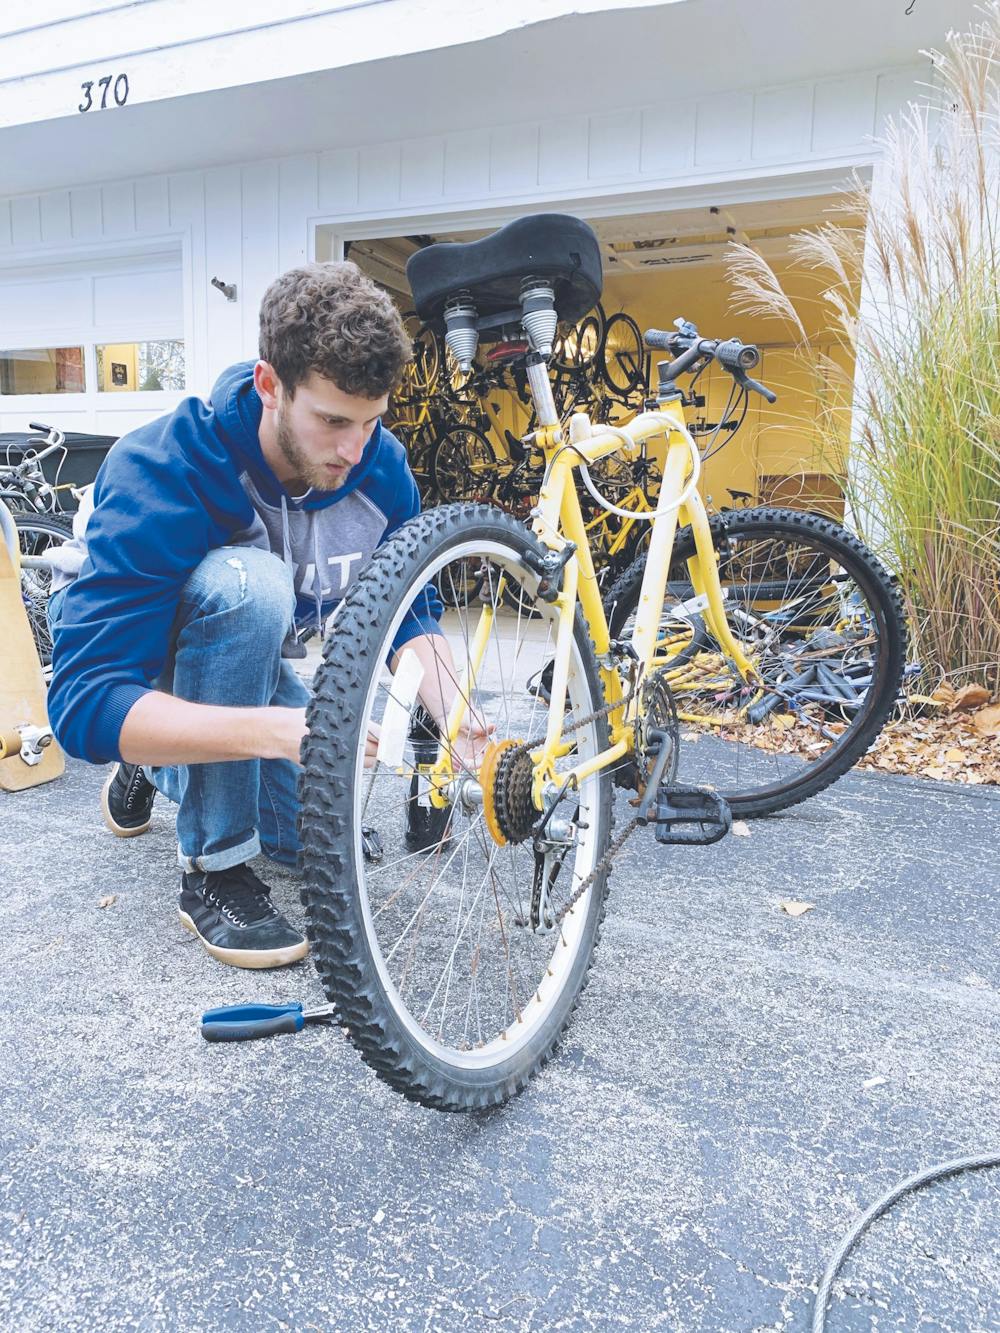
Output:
[301, 504, 614, 1111]
[605, 507, 907, 817]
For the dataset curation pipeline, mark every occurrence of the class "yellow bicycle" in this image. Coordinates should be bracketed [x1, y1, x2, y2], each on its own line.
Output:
[301, 214, 906, 1111]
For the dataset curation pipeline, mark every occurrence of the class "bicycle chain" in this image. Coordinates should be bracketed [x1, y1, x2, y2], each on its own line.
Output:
[523, 670, 639, 752]
[508, 669, 644, 919]
[554, 816, 641, 926]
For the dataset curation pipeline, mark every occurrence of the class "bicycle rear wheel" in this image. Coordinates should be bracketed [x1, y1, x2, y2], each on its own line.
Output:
[401, 312, 440, 396]
[300, 504, 614, 1111]
[605, 508, 907, 817]
[600, 312, 646, 396]
[13, 512, 72, 681]
[429, 426, 498, 503]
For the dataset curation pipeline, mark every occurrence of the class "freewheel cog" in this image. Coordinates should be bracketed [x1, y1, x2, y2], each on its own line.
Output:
[480, 739, 538, 846]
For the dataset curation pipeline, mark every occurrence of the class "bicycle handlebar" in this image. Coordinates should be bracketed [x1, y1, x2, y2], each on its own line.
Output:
[20, 421, 66, 466]
[643, 324, 777, 403]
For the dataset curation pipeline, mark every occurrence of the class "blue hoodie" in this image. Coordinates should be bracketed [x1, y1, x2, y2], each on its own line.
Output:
[48, 361, 442, 765]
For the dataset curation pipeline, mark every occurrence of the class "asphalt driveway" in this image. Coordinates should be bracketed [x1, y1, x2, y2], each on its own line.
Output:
[2, 755, 998, 1331]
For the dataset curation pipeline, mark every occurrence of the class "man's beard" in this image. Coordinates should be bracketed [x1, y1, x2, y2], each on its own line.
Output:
[275, 404, 346, 492]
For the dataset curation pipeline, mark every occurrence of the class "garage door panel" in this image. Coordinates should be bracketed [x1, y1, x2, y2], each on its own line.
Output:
[0, 249, 183, 432]
[0, 276, 91, 337]
[0, 408, 90, 435]
[94, 405, 182, 438]
[93, 266, 183, 329]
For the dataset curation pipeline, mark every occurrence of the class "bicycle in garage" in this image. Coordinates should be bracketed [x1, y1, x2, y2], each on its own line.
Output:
[298, 214, 907, 1112]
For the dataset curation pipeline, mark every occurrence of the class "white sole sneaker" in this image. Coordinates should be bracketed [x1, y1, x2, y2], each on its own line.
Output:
[178, 910, 309, 969]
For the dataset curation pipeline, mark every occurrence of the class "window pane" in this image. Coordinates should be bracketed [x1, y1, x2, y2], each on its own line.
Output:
[0, 347, 85, 394]
[96, 339, 185, 392]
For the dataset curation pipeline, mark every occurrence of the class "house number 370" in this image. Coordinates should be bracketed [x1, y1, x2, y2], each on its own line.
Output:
[78, 74, 129, 113]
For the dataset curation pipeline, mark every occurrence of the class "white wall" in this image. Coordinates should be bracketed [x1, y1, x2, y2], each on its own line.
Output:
[0, 59, 923, 432]
[0, 0, 675, 133]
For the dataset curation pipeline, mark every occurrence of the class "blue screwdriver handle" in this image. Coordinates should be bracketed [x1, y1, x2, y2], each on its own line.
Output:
[201, 1002, 304, 1043]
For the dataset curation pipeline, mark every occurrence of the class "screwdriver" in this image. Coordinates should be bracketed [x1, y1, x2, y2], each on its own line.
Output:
[200, 1001, 336, 1043]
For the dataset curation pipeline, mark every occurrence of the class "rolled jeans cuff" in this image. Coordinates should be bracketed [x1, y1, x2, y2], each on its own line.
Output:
[177, 830, 261, 874]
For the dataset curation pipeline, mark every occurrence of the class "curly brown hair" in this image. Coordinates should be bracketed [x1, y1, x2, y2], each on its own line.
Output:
[258, 261, 411, 398]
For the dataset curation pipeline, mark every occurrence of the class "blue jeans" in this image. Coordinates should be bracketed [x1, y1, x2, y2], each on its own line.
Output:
[52, 546, 308, 872]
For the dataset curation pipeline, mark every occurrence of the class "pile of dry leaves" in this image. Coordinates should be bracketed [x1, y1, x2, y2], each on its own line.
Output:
[708, 681, 1000, 788]
[858, 682, 1000, 786]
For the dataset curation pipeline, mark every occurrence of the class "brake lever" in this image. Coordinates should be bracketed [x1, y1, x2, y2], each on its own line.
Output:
[736, 370, 777, 404]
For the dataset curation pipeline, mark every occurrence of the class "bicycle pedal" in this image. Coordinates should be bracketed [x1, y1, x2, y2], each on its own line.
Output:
[650, 784, 732, 846]
[361, 825, 384, 864]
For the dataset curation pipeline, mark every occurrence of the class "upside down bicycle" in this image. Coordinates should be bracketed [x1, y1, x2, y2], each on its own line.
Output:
[299, 214, 907, 1112]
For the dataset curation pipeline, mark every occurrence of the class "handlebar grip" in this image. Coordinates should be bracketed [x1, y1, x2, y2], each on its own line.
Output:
[643, 328, 675, 351]
[715, 339, 760, 373]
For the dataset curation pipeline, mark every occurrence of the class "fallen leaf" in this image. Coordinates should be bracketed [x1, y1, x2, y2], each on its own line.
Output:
[930, 683, 956, 706]
[98, 895, 117, 909]
[972, 704, 1000, 737]
[772, 713, 797, 731]
[921, 765, 948, 780]
[779, 899, 815, 917]
[732, 820, 751, 837]
[944, 747, 964, 763]
[953, 684, 991, 711]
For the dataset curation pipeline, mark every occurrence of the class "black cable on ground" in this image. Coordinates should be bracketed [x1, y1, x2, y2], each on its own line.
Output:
[812, 1150, 1000, 1331]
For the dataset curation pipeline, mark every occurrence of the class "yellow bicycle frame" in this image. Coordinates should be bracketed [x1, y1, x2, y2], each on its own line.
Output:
[432, 397, 757, 810]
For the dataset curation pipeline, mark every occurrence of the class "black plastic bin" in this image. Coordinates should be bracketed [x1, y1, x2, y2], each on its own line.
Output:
[0, 431, 118, 512]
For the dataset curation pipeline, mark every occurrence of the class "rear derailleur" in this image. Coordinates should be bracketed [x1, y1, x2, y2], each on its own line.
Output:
[521, 782, 583, 935]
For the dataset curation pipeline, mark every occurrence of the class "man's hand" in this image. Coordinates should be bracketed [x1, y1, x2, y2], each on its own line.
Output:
[275, 706, 309, 764]
[446, 716, 495, 772]
[392, 632, 497, 774]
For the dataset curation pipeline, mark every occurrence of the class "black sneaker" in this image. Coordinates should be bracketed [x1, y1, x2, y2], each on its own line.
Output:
[178, 863, 308, 969]
[102, 762, 156, 837]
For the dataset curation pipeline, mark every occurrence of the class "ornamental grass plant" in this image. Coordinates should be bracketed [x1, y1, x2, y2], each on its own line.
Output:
[725, 8, 1000, 694]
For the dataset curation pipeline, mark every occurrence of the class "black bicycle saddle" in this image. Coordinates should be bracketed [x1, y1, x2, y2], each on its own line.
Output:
[406, 213, 602, 331]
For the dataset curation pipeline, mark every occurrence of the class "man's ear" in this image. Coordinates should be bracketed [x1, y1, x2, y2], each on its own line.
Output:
[254, 360, 282, 411]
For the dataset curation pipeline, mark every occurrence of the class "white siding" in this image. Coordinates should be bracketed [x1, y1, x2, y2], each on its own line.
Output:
[0, 61, 923, 427]
[0, 0, 674, 132]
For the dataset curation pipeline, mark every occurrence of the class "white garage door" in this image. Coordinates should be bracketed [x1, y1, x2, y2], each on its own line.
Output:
[0, 248, 185, 439]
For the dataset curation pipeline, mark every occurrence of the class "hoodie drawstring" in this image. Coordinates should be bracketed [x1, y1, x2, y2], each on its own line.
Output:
[311, 520, 324, 635]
